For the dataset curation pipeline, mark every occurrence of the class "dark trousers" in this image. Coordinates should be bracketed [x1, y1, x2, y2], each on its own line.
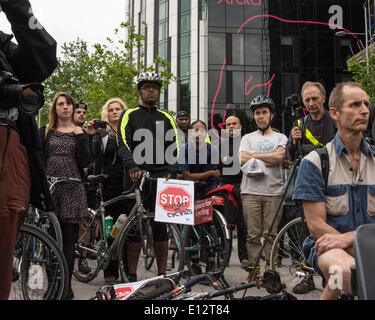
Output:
[0, 125, 30, 299]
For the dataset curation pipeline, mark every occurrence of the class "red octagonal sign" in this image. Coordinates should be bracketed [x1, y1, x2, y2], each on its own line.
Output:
[158, 186, 192, 213]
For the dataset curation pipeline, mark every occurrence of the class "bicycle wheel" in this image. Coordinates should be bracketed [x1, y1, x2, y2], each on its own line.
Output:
[184, 208, 232, 276]
[117, 216, 185, 283]
[36, 211, 63, 249]
[270, 217, 322, 300]
[73, 211, 108, 283]
[10, 223, 69, 300]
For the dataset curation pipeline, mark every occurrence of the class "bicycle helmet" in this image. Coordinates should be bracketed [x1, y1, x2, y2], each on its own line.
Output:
[250, 95, 275, 114]
[136, 72, 163, 90]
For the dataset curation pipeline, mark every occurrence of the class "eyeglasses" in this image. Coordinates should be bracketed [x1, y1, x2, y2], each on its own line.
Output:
[141, 84, 160, 90]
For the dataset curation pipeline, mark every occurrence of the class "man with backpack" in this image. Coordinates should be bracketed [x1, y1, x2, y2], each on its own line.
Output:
[283, 81, 337, 294]
[239, 95, 288, 284]
[293, 82, 375, 300]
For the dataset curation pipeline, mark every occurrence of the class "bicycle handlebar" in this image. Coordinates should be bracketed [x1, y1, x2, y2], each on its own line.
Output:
[120, 171, 208, 197]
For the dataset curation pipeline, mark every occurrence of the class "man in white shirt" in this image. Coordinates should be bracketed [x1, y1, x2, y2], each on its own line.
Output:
[239, 95, 288, 284]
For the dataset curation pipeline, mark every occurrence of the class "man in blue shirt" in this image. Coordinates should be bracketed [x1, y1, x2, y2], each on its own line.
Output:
[179, 120, 220, 200]
[294, 82, 375, 300]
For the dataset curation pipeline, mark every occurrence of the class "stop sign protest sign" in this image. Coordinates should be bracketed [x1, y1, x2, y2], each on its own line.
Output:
[159, 187, 191, 213]
[155, 179, 195, 225]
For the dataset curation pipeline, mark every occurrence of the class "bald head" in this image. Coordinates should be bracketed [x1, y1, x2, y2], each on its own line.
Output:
[225, 115, 242, 137]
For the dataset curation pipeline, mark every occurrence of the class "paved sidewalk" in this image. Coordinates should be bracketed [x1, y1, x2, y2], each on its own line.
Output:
[71, 240, 320, 300]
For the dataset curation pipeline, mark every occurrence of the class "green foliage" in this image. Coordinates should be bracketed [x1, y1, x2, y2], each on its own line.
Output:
[348, 53, 375, 103]
[39, 20, 178, 126]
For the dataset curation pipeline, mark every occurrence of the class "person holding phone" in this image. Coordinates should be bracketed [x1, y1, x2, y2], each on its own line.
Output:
[86, 98, 127, 284]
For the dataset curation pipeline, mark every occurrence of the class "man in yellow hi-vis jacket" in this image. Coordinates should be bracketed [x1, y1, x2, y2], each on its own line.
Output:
[117, 72, 179, 283]
[285, 81, 337, 161]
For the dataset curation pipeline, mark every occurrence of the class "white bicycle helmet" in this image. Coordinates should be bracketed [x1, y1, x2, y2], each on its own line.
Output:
[136, 72, 163, 90]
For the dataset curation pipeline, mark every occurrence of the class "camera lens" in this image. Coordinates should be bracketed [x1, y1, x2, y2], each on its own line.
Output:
[20, 85, 45, 114]
[0, 83, 44, 115]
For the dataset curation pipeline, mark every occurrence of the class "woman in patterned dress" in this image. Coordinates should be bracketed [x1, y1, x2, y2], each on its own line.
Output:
[40, 92, 90, 299]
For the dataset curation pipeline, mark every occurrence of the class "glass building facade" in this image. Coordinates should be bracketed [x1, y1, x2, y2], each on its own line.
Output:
[207, 0, 365, 135]
[125, 0, 365, 135]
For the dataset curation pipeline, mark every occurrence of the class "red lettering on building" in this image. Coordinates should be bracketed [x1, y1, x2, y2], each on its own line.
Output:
[217, 0, 262, 5]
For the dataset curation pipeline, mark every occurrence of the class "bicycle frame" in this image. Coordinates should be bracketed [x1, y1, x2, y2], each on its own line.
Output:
[181, 208, 231, 253]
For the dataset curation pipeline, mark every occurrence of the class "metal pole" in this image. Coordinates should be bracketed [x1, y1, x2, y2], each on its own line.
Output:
[364, 1, 370, 66]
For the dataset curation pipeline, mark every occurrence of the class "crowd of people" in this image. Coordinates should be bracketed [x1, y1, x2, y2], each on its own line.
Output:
[1, 0, 375, 302]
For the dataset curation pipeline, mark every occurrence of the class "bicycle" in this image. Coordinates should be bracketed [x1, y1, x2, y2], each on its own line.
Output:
[94, 267, 295, 301]
[182, 189, 233, 278]
[269, 215, 322, 299]
[10, 223, 69, 300]
[26, 176, 83, 248]
[73, 172, 185, 284]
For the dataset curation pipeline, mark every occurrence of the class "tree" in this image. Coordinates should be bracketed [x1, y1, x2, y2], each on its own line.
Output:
[348, 53, 375, 103]
[39, 20, 177, 126]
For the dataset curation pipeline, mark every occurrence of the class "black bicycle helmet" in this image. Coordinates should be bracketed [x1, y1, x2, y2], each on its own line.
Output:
[250, 95, 275, 113]
[136, 72, 163, 90]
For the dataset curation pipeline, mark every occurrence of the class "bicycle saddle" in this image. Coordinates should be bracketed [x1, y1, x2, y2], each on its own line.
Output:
[354, 223, 375, 300]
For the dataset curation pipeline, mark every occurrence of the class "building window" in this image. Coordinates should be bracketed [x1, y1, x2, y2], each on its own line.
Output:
[157, 0, 169, 109]
[180, 79, 191, 114]
[200, 0, 207, 20]
[179, 0, 191, 113]
[138, 0, 147, 66]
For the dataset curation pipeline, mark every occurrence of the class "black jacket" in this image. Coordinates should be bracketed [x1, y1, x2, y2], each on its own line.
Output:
[0, 0, 57, 210]
[117, 105, 179, 175]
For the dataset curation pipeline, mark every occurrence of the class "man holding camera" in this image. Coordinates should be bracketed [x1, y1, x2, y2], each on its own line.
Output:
[0, 0, 57, 299]
[286, 81, 337, 161]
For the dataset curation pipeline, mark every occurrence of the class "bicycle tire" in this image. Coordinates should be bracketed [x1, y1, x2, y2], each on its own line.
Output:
[10, 223, 69, 300]
[270, 217, 322, 299]
[184, 208, 232, 276]
[73, 212, 107, 283]
[117, 216, 185, 284]
[37, 211, 63, 249]
[128, 278, 176, 300]
[144, 222, 155, 270]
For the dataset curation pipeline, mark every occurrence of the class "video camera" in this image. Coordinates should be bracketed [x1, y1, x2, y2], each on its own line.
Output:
[285, 93, 303, 121]
[0, 70, 45, 116]
[285, 94, 300, 108]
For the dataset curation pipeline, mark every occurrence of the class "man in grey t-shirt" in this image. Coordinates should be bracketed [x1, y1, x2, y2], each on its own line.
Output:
[239, 95, 287, 284]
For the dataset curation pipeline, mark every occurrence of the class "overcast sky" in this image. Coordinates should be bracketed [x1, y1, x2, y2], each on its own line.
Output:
[0, 0, 127, 56]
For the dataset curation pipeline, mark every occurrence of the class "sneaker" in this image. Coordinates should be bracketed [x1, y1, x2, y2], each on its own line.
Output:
[292, 273, 316, 294]
[191, 263, 203, 275]
[206, 261, 216, 273]
[127, 274, 137, 283]
[105, 276, 117, 285]
[78, 258, 91, 275]
[65, 288, 74, 300]
[241, 259, 249, 270]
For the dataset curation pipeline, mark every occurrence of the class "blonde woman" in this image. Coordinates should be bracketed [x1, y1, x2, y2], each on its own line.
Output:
[86, 98, 127, 284]
[39, 92, 91, 299]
